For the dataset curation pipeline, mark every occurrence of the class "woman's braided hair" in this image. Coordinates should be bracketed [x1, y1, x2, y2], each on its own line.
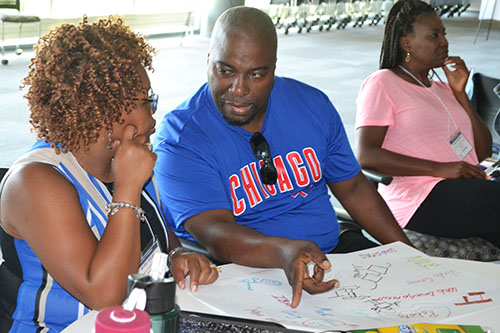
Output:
[21, 15, 155, 153]
[380, 0, 435, 69]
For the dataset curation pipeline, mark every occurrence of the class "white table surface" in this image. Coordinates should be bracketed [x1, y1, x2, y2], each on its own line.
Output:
[64, 257, 500, 332]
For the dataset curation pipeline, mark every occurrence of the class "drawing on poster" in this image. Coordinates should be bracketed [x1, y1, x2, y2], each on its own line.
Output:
[184, 242, 500, 332]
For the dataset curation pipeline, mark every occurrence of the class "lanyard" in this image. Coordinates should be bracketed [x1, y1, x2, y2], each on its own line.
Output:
[398, 65, 459, 138]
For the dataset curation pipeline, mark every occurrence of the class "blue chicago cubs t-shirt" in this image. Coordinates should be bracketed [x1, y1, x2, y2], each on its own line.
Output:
[153, 76, 360, 253]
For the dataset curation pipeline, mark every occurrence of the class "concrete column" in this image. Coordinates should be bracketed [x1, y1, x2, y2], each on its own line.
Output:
[200, 0, 245, 37]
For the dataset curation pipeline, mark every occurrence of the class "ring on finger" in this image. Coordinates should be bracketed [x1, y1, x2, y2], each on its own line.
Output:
[210, 263, 222, 272]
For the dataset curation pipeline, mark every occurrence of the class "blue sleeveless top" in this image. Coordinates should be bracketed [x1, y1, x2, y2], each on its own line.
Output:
[1, 141, 168, 332]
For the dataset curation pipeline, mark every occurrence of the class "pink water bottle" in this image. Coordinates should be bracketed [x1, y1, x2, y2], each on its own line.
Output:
[95, 306, 151, 333]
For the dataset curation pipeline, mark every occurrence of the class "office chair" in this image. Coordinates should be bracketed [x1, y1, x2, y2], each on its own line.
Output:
[359, 168, 500, 261]
[0, 167, 23, 332]
[471, 72, 500, 157]
[0, 166, 7, 181]
[0, 0, 41, 65]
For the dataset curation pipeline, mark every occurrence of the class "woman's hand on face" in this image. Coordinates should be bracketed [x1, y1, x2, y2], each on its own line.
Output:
[169, 251, 219, 292]
[111, 124, 157, 188]
[442, 56, 469, 94]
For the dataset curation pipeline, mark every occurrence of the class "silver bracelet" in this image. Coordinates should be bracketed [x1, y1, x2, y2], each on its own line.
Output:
[105, 201, 145, 222]
[167, 246, 186, 269]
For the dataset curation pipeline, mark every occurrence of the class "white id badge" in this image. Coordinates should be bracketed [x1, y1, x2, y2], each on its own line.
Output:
[449, 131, 473, 160]
[139, 239, 162, 275]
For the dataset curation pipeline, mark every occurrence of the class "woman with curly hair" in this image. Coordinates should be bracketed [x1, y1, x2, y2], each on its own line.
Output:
[0, 16, 218, 332]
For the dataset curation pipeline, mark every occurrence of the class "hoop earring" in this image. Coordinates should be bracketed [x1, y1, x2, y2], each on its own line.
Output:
[405, 52, 411, 63]
[106, 131, 113, 150]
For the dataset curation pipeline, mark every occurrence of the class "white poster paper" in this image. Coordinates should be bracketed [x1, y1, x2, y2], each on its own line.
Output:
[184, 242, 500, 331]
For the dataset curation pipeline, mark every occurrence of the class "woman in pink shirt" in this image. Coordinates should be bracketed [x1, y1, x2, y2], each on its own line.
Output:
[355, 0, 500, 249]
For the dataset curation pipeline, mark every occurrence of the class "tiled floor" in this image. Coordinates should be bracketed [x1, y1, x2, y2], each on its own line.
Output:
[1, 12, 499, 168]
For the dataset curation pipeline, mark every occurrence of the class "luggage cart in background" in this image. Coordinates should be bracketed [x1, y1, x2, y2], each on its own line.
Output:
[277, 1, 308, 34]
[317, 1, 340, 31]
[350, 0, 369, 27]
[304, 1, 322, 32]
[366, 0, 384, 26]
[431, 0, 470, 17]
[267, 0, 399, 33]
[335, 0, 352, 29]
[269, 2, 288, 29]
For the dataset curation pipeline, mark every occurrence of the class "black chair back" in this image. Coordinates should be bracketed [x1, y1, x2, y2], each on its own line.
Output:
[0, 166, 18, 331]
[0, 168, 7, 182]
[472, 72, 500, 153]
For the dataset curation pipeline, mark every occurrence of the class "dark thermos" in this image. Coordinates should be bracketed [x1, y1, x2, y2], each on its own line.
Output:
[128, 274, 180, 333]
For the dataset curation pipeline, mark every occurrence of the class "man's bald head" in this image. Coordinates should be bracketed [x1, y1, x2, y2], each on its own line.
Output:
[207, 6, 277, 132]
[210, 6, 277, 55]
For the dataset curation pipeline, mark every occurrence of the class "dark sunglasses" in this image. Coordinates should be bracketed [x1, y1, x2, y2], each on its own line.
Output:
[134, 89, 159, 114]
[250, 132, 277, 185]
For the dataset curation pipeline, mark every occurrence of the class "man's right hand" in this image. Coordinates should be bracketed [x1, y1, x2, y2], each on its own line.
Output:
[184, 210, 340, 308]
[281, 240, 339, 308]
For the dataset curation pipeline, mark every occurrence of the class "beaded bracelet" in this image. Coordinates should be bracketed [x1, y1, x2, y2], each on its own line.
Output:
[106, 201, 146, 222]
[167, 246, 186, 269]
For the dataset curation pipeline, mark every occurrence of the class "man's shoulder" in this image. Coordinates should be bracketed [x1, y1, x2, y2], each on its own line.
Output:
[166, 82, 211, 119]
[275, 76, 323, 93]
[273, 76, 328, 103]
[156, 83, 213, 138]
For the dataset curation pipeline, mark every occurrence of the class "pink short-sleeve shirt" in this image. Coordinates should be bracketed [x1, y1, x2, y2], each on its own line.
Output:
[355, 69, 479, 227]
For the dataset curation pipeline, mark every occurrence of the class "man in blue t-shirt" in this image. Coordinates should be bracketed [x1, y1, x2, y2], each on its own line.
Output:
[153, 6, 411, 308]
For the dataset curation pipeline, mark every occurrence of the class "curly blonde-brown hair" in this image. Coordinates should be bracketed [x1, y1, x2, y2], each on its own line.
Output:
[22, 15, 155, 153]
